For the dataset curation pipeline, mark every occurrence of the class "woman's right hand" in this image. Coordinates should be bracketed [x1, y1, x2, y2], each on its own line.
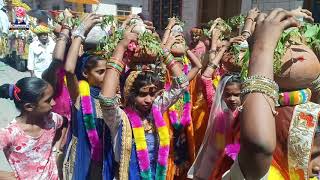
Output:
[121, 14, 139, 29]
[118, 25, 138, 50]
[163, 34, 182, 50]
[81, 13, 104, 36]
[247, 7, 260, 20]
[166, 17, 176, 30]
[253, 9, 299, 51]
[63, 9, 73, 20]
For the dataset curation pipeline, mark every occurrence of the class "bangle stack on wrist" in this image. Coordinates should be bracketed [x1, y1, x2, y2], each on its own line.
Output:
[106, 57, 126, 74]
[163, 53, 177, 68]
[241, 75, 279, 105]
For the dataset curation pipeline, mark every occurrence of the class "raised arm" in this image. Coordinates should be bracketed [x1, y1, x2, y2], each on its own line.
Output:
[186, 49, 202, 81]
[155, 35, 189, 112]
[42, 9, 73, 91]
[161, 18, 176, 46]
[98, 26, 138, 137]
[64, 13, 102, 103]
[201, 44, 227, 108]
[242, 8, 260, 39]
[238, 9, 299, 179]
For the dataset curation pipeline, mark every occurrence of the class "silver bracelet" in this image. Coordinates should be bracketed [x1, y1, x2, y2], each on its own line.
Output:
[72, 23, 86, 42]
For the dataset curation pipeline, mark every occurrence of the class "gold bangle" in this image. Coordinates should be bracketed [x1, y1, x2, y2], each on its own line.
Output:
[241, 75, 279, 104]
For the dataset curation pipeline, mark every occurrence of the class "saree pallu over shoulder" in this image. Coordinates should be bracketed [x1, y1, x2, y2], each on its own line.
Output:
[288, 102, 320, 180]
[119, 110, 133, 180]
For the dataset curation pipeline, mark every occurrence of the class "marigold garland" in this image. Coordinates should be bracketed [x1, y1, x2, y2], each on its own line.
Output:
[125, 105, 170, 180]
[79, 80, 102, 162]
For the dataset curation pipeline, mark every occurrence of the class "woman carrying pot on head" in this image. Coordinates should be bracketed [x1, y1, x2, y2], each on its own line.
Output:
[161, 17, 204, 179]
[99, 24, 189, 179]
[62, 13, 115, 180]
[213, 9, 320, 180]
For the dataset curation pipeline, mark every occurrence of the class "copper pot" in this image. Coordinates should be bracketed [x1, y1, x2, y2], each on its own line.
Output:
[275, 44, 320, 90]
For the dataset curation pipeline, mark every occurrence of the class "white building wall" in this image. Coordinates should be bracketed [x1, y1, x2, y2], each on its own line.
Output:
[93, 4, 117, 15]
[93, 0, 145, 16]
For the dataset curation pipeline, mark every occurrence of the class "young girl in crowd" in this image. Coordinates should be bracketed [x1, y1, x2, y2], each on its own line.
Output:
[98, 24, 189, 179]
[0, 77, 66, 179]
[62, 13, 114, 180]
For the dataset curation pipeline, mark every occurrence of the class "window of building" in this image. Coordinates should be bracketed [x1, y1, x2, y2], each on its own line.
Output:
[117, 4, 131, 17]
[152, 0, 182, 30]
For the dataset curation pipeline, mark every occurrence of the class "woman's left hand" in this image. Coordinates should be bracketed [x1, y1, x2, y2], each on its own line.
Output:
[290, 7, 314, 22]
[248, 7, 260, 20]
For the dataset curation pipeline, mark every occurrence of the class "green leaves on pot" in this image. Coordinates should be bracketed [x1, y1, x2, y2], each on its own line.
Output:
[203, 18, 232, 39]
[97, 29, 162, 59]
[101, 15, 116, 30]
[227, 15, 245, 30]
[299, 23, 320, 56]
[138, 31, 163, 57]
[97, 29, 124, 59]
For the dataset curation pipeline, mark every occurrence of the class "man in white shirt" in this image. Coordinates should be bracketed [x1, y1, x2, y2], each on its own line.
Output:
[27, 25, 55, 78]
[0, 0, 9, 36]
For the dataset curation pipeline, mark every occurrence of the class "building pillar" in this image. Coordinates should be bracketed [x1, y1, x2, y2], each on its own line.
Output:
[182, 0, 199, 38]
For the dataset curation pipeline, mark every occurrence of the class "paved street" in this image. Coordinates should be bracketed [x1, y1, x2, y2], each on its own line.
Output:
[0, 61, 28, 171]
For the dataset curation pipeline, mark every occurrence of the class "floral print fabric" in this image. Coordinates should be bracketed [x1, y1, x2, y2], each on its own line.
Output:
[0, 112, 63, 180]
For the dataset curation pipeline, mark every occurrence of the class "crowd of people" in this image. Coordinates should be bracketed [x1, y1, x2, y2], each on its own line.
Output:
[0, 5, 320, 180]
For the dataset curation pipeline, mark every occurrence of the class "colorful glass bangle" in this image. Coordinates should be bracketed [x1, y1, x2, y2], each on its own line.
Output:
[164, 54, 174, 66]
[106, 63, 123, 74]
[109, 57, 125, 66]
[108, 59, 125, 69]
[278, 88, 311, 106]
